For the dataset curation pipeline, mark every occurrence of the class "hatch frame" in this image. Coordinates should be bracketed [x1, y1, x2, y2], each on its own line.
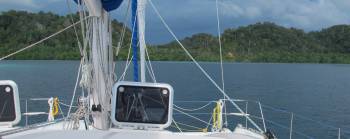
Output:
[0, 80, 21, 127]
[111, 81, 174, 130]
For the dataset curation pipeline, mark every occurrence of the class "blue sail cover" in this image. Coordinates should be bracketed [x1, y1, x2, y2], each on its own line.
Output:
[131, 0, 139, 82]
[73, 0, 123, 12]
[101, 0, 123, 11]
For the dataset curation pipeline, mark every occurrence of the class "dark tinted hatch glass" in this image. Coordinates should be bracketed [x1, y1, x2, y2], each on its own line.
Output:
[115, 85, 170, 124]
[0, 85, 16, 122]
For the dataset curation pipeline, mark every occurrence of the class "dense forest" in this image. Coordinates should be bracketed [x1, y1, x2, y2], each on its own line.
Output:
[1, 10, 350, 63]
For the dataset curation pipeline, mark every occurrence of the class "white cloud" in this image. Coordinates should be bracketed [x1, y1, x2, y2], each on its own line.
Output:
[220, 2, 244, 18]
[218, 0, 350, 30]
[144, 0, 350, 43]
[245, 6, 261, 19]
[0, 0, 349, 43]
[0, 0, 61, 9]
[0, 0, 38, 8]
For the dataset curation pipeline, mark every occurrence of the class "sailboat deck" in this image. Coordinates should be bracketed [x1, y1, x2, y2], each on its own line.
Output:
[3, 129, 264, 139]
[1, 120, 264, 139]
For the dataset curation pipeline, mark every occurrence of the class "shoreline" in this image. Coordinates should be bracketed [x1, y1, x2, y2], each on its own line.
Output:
[1, 59, 350, 65]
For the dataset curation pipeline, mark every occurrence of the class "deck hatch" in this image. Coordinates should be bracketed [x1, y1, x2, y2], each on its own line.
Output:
[0, 80, 21, 126]
[111, 82, 173, 129]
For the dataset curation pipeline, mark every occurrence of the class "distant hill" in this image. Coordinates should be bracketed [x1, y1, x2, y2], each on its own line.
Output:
[1, 10, 350, 63]
[153, 22, 350, 63]
[0, 10, 130, 60]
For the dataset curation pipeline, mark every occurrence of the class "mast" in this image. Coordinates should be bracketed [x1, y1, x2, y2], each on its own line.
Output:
[132, 0, 147, 82]
[73, 0, 123, 130]
[137, 0, 147, 83]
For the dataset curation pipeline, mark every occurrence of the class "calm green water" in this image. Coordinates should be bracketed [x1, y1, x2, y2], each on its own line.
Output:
[0, 60, 349, 138]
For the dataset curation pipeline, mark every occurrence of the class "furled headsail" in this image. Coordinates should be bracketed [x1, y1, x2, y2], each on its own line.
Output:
[70, 0, 124, 130]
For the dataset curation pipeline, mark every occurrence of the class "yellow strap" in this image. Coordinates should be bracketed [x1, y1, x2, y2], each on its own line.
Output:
[212, 101, 222, 129]
[52, 97, 59, 116]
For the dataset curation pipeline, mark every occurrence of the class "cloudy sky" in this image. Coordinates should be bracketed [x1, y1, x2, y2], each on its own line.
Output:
[0, 0, 349, 44]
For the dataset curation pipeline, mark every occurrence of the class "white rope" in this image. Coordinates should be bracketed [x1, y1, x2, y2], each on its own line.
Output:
[78, 0, 89, 60]
[172, 119, 183, 132]
[64, 100, 88, 130]
[173, 107, 212, 126]
[215, 0, 225, 94]
[118, 55, 134, 81]
[144, 60, 155, 82]
[215, 0, 228, 127]
[67, 59, 83, 118]
[174, 102, 213, 112]
[77, 10, 115, 129]
[59, 102, 78, 108]
[66, 0, 83, 55]
[175, 100, 216, 103]
[114, 0, 132, 82]
[206, 112, 214, 129]
[145, 46, 157, 82]
[148, 0, 263, 132]
[119, 10, 138, 81]
[119, 45, 132, 81]
[79, 63, 91, 88]
[58, 102, 66, 119]
[115, 0, 131, 56]
[0, 16, 90, 61]
[175, 121, 203, 130]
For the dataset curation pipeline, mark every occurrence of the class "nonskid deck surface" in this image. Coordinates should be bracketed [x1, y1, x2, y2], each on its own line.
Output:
[3, 130, 263, 139]
[1, 121, 264, 139]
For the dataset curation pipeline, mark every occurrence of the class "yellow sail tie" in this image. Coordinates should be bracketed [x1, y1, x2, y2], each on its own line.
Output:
[51, 97, 59, 117]
[212, 101, 222, 130]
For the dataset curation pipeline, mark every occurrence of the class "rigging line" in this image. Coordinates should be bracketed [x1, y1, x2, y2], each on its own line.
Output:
[120, 11, 138, 81]
[148, 0, 263, 132]
[119, 56, 134, 81]
[58, 103, 66, 119]
[249, 115, 314, 139]
[175, 121, 203, 130]
[0, 16, 91, 61]
[145, 46, 157, 82]
[116, 0, 131, 56]
[206, 112, 213, 129]
[144, 48, 154, 82]
[215, 0, 228, 127]
[0, 100, 8, 118]
[120, 45, 131, 81]
[66, 58, 83, 119]
[262, 103, 350, 134]
[175, 100, 216, 103]
[144, 60, 156, 82]
[293, 112, 346, 132]
[59, 102, 78, 108]
[215, 0, 225, 94]
[173, 102, 213, 112]
[172, 119, 183, 132]
[173, 107, 212, 126]
[78, 0, 88, 58]
[66, 0, 83, 55]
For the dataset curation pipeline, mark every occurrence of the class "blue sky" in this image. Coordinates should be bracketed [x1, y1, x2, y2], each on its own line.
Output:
[0, 0, 350, 44]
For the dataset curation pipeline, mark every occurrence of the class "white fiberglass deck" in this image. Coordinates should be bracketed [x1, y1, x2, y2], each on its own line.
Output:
[1, 121, 265, 139]
[4, 130, 263, 139]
